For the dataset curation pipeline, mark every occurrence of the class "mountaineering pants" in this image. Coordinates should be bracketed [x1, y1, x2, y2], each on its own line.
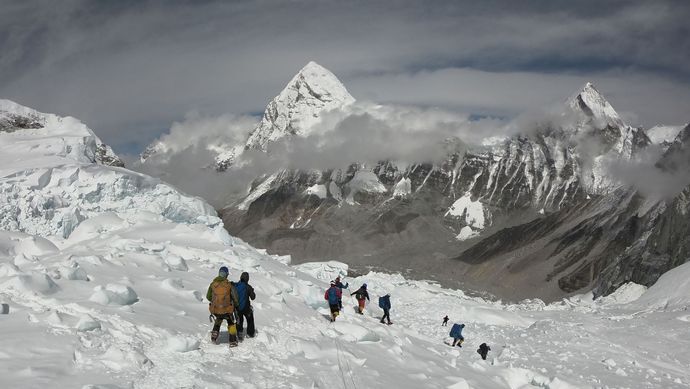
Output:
[452, 336, 464, 347]
[329, 304, 340, 319]
[381, 308, 391, 324]
[357, 298, 365, 313]
[236, 307, 255, 337]
[212, 313, 238, 343]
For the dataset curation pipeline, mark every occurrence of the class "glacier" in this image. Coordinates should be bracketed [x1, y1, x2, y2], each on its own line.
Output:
[0, 100, 221, 239]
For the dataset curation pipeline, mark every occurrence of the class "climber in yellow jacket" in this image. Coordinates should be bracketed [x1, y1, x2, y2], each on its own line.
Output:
[207, 266, 240, 347]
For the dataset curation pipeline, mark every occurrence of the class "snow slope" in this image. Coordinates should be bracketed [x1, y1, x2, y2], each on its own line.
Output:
[2, 218, 690, 388]
[3, 102, 690, 388]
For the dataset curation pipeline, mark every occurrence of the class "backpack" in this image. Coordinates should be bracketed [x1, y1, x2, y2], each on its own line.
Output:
[234, 282, 248, 311]
[210, 280, 235, 315]
[355, 288, 366, 300]
[327, 287, 339, 305]
[378, 295, 390, 310]
[449, 324, 463, 338]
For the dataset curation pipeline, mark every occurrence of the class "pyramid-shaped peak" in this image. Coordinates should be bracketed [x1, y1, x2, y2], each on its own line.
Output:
[295, 61, 340, 81]
[283, 61, 355, 104]
[568, 82, 623, 127]
[244, 61, 355, 150]
[298, 61, 330, 74]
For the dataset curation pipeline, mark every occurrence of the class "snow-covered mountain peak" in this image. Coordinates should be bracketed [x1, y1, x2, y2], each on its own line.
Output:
[244, 61, 355, 150]
[568, 82, 624, 128]
[0, 99, 124, 167]
[288, 61, 354, 103]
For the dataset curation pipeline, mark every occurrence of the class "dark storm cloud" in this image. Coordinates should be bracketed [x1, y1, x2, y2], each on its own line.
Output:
[0, 0, 689, 153]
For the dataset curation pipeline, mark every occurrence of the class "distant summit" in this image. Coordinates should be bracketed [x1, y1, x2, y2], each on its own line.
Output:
[211, 61, 356, 170]
[568, 82, 624, 128]
[244, 61, 355, 150]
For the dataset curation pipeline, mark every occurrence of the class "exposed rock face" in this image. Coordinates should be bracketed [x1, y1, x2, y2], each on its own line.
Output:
[0, 112, 43, 132]
[94, 143, 125, 167]
[454, 125, 690, 299]
[593, 124, 690, 295]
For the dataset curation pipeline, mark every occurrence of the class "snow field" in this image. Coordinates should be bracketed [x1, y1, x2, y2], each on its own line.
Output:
[3, 214, 690, 388]
[3, 104, 690, 388]
[445, 193, 486, 240]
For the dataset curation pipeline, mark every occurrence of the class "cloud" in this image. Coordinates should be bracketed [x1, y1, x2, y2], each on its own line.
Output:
[135, 103, 493, 206]
[347, 68, 690, 128]
[149, 112, 255, 157]
[0, 0, 687, 154]
[605, 127, 690, 200]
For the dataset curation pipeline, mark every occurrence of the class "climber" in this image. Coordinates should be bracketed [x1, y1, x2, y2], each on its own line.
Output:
[207, 266, 240, 347]
[378, 294, 392, 325]
[325, 281, 342, 322]
[449, 323, 465, 347]
[477, 343, 491, 360]
[334, 276, 349, 309]
[233, 271, 256, 339]
[350, 283, 370, 314]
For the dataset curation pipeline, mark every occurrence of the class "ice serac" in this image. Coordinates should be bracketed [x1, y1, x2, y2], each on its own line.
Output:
[244, 61, 356, 151]
[0, 100, 220, 238]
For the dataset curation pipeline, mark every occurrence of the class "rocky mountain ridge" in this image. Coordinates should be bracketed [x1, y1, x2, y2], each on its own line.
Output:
[138, 62, 686, 300]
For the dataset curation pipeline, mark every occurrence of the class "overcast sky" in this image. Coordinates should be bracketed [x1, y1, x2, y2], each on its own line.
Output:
[1, 0, 689, 155]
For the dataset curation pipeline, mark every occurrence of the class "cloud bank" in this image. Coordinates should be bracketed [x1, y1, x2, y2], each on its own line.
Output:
[0, 0, 688, 154]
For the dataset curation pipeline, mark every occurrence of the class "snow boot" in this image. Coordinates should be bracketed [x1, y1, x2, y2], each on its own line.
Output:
[211, 331, 219, 344]
[229, 340, 239, 348]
